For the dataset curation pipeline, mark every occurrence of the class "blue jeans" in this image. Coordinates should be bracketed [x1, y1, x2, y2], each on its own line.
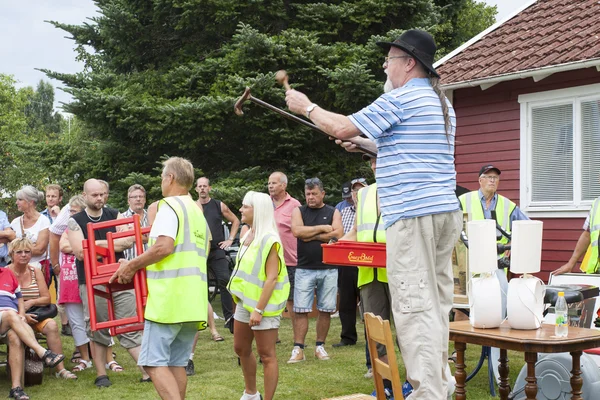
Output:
[293, 268, 338, 313]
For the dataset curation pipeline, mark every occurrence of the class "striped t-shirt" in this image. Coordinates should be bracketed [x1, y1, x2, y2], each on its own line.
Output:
[348, 77, 460, 229]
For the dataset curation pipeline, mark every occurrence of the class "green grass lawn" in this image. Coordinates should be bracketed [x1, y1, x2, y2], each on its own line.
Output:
[0, 298, 529, 399]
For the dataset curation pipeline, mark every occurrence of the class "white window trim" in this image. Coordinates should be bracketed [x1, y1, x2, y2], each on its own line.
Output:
[519, 83, 600, 219]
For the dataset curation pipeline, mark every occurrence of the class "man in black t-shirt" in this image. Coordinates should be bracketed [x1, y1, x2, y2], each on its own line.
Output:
[67, 179, 149, 387]
[195, 177, 240, 329]
[288, 177, 343, 364]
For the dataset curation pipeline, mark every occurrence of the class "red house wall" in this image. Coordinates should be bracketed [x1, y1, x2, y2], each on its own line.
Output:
[452, 67, 600, 281]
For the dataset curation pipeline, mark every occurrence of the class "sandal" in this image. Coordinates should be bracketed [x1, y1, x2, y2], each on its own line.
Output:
[211, 333, 225, 342]
[8, 386, 29, 400]
[56, 369, 78, 380]
[106, 360, 124, 372]
[70, 351, 82, 363]
[72, 359, 93, 372]
[140, 377, 152, 383]
[94, 375, 112, 388]
[42, 350, 65, 368]
[449, 350, 458, 364]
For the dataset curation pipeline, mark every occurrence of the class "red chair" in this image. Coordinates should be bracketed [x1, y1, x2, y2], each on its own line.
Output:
[83, 214, 150, 336]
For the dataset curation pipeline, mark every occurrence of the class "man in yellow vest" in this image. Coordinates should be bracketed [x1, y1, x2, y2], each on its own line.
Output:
[111, 157, 210, 400]
[553, 192, 600, 275]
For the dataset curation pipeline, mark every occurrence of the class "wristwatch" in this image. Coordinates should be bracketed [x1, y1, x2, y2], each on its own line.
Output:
[254, 308, 264, 315]
[305, 103, 318, 119]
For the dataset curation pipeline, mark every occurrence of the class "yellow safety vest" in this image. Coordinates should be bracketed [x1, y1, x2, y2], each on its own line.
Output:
[228, 233, 290, 317]
[584, 197, 600, 274]
[356, 184, 387, 288]
[459, 191, 516, 247]
[145, 196, 209, 328]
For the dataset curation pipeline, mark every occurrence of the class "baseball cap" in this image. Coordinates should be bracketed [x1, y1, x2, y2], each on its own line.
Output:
[479, 164, 501, 176]
[341, 181, 352, 199]
[351, 178, 367, 188]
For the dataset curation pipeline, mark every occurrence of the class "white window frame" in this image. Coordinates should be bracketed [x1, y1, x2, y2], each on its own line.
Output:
[519, 83, 600, 218]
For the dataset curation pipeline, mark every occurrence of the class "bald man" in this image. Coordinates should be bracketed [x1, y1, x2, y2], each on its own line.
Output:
[67, 179, 149, 387]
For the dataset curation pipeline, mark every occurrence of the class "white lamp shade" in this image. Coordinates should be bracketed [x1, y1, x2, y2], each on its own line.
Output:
[510, 220, 543, 274]
[467, 219, 498, 273]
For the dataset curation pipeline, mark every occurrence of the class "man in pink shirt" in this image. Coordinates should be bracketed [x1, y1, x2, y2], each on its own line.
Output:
[268, 172, 301, 332]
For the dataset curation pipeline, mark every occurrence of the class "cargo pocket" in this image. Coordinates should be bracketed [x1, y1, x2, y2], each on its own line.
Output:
[393, 271, 432, 313]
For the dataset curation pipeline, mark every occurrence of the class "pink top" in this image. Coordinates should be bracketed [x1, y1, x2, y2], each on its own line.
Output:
[273, 193, 301, 267]
[58, 252, 81, 304]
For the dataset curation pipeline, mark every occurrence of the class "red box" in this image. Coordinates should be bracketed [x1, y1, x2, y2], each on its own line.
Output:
[321, 241, 386, 268]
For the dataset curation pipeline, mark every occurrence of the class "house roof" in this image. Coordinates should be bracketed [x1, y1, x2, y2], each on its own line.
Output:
[435, 0, 600, 90]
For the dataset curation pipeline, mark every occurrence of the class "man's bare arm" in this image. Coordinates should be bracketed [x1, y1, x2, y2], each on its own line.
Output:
[291, 207, 331, 239]
[67, 218, 85, 261]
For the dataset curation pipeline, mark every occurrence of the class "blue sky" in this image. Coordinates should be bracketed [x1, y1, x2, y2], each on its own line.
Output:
[0, 0, 527, 112]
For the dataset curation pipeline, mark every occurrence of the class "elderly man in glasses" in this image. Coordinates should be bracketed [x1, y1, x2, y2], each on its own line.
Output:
[288, 177, 343, 363]
[122, 184, 149, 261]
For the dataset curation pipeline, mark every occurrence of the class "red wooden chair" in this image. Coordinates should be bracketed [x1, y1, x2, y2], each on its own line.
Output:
[83, 214, 150, 336]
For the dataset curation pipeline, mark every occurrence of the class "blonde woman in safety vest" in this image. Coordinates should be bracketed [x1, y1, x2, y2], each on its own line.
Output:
[228, 191, 290, 400]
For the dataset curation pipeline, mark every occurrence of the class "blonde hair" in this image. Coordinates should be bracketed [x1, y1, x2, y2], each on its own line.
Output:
[8, 237, 34, 255]
[163, 157, 195, 189]
[240, 191, 280, 245]
[68, 195, 86, 211]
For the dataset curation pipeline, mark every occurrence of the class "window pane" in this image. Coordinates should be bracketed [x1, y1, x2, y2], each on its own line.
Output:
[531, 104, 573, 202]
[581, 99, 600, 201]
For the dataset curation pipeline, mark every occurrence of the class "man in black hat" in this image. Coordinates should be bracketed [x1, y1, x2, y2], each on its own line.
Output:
[286, 29, 461, 399]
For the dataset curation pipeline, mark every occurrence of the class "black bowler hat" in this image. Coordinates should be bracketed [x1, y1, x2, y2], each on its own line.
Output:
[376, 29, 440, 78]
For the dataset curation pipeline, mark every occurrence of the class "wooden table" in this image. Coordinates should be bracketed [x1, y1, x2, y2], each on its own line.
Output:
[449, 321, 600, 400]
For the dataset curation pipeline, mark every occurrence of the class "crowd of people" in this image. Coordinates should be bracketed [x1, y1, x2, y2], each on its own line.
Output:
[5, 28, 598, 400]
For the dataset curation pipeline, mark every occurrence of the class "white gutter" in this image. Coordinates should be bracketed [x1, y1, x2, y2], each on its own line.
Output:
[440, 58, 600, 91]
[434, 0, 539, 68]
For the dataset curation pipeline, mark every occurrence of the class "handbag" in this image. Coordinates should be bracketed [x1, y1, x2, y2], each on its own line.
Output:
[28, 304, 58, 322]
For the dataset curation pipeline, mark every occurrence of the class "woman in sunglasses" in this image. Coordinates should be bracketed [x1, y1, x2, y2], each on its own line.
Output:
[8, 237, 75, 380]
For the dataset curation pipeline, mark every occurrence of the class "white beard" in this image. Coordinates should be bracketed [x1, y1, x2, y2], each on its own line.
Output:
[383, 78, 394, 93]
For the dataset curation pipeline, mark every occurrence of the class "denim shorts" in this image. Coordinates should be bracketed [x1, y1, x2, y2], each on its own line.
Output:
[234, 302, 281, 331]
[293, 268, 338, 313]
[137, 320, 198, 367]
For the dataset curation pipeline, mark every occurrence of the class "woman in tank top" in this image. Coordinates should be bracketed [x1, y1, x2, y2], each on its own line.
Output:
[8, 237, 76, 380]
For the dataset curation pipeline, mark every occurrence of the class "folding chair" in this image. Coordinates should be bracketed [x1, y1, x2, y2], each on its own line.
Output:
[83, 214, 150, 336]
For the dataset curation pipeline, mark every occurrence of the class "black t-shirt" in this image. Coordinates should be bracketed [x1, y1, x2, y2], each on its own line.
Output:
[72, 207, 124, 285]
[203, 199, 225, 249]
[297, 204, 336, 270]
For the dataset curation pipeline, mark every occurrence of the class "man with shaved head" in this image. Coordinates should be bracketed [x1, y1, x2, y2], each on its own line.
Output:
[68, 179, 149, 387]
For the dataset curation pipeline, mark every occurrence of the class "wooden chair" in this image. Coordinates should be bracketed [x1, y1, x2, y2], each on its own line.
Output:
[364, 312, 403, 400]
[323, 313, 402, 400]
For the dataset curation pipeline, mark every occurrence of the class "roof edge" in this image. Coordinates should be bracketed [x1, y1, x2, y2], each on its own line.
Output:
[434, 0, 539, 69]
[440, 59, 600, 91]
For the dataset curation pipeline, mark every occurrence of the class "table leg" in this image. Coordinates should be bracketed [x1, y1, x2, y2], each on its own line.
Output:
[524, 352, 538, 400]
[498, 349, 509, 400]
[570, 351, 583, 400]
[455, 342, 467, 400]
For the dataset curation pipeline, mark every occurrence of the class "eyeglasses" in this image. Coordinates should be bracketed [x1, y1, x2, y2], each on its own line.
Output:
[384, 56, 412, 64]
[14, 250, 32, 255]
[480, 175, 499, 182]
[128, 195, 145, 200]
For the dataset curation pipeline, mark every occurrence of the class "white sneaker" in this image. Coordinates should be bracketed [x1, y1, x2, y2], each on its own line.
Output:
[364, 368, 373, 378]
[315, 345, 330, 360]
[240, 390, 262, 400]
[287, 346, 305, 363]
[331, 311, 339, 318]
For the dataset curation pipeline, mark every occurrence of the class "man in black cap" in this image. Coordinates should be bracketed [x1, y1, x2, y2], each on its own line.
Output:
[286, 29, 461, 399]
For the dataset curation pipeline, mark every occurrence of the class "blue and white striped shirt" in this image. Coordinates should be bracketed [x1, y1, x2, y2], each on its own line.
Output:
[348, 78, 460, 229]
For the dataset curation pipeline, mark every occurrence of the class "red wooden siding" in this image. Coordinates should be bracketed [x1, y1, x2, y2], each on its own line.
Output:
[452, 67, 600, 282]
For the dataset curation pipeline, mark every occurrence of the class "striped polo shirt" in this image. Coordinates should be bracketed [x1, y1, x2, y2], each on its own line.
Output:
[348, 77, 460, 229]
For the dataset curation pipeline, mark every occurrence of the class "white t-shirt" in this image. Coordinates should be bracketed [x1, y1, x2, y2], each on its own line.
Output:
[10, 214, 51, 264]
[149, 201, 179, 241]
